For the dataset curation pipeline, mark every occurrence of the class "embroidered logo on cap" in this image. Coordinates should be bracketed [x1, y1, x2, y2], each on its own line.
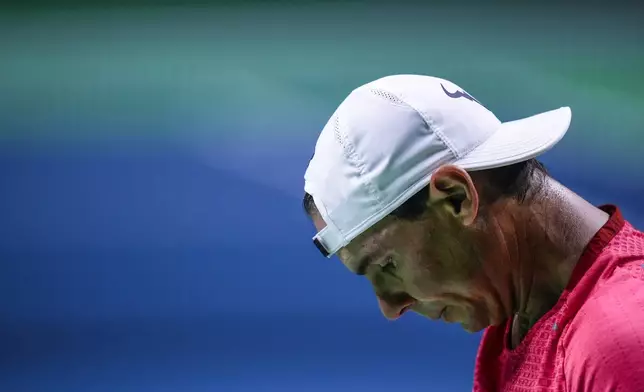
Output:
[441, 83, 481, 105]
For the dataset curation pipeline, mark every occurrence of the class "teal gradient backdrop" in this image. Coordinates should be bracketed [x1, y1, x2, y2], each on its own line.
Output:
[1, 4, 642, 391]
[2, 5, 643, 203]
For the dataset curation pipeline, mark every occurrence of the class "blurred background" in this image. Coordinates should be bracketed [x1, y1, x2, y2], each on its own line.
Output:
[1, 1, 643, 391]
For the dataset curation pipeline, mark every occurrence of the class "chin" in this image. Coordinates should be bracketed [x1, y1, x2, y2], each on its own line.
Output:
[487, 312, 509, 328]
[461, 323, 486, 333]
[460, 318, 488, 333]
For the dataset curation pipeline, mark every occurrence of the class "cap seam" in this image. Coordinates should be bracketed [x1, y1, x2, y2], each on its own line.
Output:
[457, 128, 496, 159]
[341, 132, 384, 206]
[337, 119, 385, 239]
[410, 105, 459, 157]
[371, 85, 459, 157]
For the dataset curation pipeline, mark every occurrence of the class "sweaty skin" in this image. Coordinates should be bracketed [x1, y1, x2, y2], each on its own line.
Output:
[309, 165, 608, 347]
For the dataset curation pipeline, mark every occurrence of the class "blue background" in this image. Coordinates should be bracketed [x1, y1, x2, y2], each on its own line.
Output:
[1, 3, 643, 391]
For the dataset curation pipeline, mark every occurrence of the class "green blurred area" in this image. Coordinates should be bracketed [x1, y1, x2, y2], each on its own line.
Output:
[0, 4, 642, 162]
[3, 0, 639, 8]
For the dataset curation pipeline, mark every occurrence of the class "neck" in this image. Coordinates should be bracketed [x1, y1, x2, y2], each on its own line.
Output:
[497, 178, 609, 347]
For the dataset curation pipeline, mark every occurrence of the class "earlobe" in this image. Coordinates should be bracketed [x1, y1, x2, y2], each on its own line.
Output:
[429, 165, 479, 226]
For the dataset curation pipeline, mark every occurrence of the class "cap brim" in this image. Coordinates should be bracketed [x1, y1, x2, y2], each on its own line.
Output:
[455, 107, 572, 171]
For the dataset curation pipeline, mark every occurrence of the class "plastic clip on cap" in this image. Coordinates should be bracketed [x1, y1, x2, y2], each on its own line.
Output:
[313, 236, 330, 258]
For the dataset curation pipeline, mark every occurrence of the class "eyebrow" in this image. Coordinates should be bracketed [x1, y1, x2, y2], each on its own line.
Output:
[355, 255, 373, 276]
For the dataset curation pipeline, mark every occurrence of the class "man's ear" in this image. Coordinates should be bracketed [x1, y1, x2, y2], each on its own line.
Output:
[428, 165, 479, 226]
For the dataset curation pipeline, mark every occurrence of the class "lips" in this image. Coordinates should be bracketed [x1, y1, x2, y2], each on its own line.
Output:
[426, 307, 446, 321]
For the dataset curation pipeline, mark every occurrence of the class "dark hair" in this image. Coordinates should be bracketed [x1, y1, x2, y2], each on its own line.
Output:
[303, 159, 548, 220]
[482, 158, 548, 204]
[303, 191, 317, 217]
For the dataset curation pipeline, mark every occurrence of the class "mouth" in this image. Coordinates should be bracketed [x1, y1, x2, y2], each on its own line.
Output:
[439, 307, 447, 321]
[428, 307, 446, 321]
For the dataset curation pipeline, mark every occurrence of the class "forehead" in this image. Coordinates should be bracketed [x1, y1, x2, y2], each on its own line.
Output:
[311, 212, 399, 267]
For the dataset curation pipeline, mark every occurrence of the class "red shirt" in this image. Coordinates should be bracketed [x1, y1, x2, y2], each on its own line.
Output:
[473, 205, 644, 392]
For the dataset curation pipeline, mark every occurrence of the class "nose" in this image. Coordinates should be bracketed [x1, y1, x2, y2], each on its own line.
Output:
[376, 293, 416, 320]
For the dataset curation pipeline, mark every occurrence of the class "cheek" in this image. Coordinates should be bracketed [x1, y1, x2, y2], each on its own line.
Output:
[406, 268, 442, 299]
[401, 236, 483, 298]
[387, 219, 483, 297]
[399, 246, 446, 298]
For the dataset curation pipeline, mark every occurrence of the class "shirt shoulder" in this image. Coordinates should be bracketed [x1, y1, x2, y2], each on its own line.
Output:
[563, 227, 644, 392]
[604, 221, 644, 260]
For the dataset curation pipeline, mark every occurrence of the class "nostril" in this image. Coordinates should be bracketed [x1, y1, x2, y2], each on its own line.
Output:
[376, 292, 415, 319]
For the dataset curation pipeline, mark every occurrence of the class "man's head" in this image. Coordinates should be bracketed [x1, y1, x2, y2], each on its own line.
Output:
[303, 75, 571, 332]
[304, 159, 548, 332]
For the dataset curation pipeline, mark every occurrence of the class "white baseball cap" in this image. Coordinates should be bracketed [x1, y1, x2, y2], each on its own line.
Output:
[304, 74, 571, 257]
